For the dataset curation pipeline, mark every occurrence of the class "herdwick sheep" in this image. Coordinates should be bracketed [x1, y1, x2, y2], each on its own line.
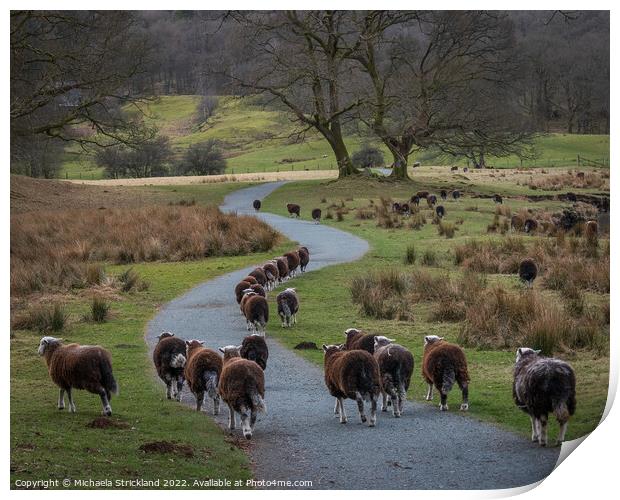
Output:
[242, 291, 269, 335]
[513, 348, 576, 446]
[253, 199, 261, 211]
[262, 262, 279, 290]
[218, 345, 266, 439]
[452, 190, 461, 201]
[297, 246, 310, 272]
[185, 340, 223, 415]
[518, 259, 538, 288]
[373, 336, 414, 417]
[323, 344, 381, 426]
[249, 283, 266, 297]
[416, 191, 429, 199]
[242, 275, 259, 285]
[284, 251, 300, 278]
[312, 208, 322, 224]
[235, 280, 254, 304]
[463, 167, 469, 173]
[585, 220, 598, 240]
[153, 332, 186, 401]
[248, 267, 268, 287]
[435, 205, 445, 219]
[344, 328, 379, 354]
[38, 336, 118, 416]
[422, 335, 470, 411]
[451, 166, 458, 172]
[400, 203, 410, 216]
[240, 334, 269, 370]
[440, 190, 447, 201]
[277, 288, 299, 327]
[493, 194, 503, 204]
[392, 202, 401, 213]
[566, 192, 577, 202]
[427, 195, 437, 207]
[524, 218, 538, 234]
[287, 203, 301, 218]
[511, 214, 524, 232]
[410, 195, 420, 207]
[275, 257, 290, 282]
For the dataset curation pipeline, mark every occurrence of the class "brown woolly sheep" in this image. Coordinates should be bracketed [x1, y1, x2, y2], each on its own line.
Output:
[323, 344, 381, 426]
[373, 336, 414, 417]
[427, 195, 437, 207]
[392, 202, 401, 213]
[511, 214, 524, 231]
[240, 334, 269, 370]
[153, 332, 186, 401]
[235, 280, 254, 304]
[513, 348, 576, 446]
[248, 268, 268, 287]
[253, 199, 261, 211]
[276, 287, 299, 327]
[312, 208, 322, 224]
[284, 251, 300, 277]
[249, 283, 266, 297]
[275, 257, 290, 282]
[297, 246, 310, 272]
[38, 336, 118, 416]
[416, 191, 429, 199]
[242, 275, 259, 285]
[410, 195, 420, 206]
[585, 220, 598, 241]
[451, 166, 458, 172]
[242, 292, 269, 335]
[518, 259, 538, 288]
[524, 218, 538, 233]
[435, 205, 445, 219]
[287, 203, 301, 218]
[452, 190, 461, 201]
[185, 340, 223, 415]
[493, 194, 503, 204]
[440, 190, 448, 200]
[218, 345, 266, 439]
[422, 335, 470, 412]
[344, 328, 379, 354]
[262, 262, 279, 290]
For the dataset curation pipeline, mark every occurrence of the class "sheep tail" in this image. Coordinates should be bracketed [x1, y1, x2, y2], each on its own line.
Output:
[441, 366, 455, 395]
[204, 371, 218, 400]
[101, 360, 119, 395]
[280, 302, 291, 321]
[170, 353, 186, 369]
[553, 400, 570, 423]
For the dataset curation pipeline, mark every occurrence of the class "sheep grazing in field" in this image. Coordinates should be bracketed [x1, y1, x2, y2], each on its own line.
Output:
[253, 199, 261, 211]
[38, 336, 118, 416]
[463, 167, 469, 173]
[451, 166, 458, 172]
[576, 171, 585, 179]
[287, 203, 301, 218]
[262, 262, 279, 291]
[440, 190, 447, 201]
[518, 259, 538, 288]
[185, 340, 223, 415]
[297, 246, 310, 272]
[435, 205, 445, 219]
[218, 345, 266, 439]
[410, 195, 420, 207]
[373, 336, 414, 418]
[566, 192, 577, 202]
[312, 208, 322, 224]
[343, 327, 378, 354]
[400, 203, 410, 216]
[284, 251, 300, 277]
[416, 191, 429, 199]
[153, 331, 187, 401]
[392, 202, 401, 213]
[242, 291, 269, 334]
[493, 194, 503, 204]
[422, 335, 470, 411]
[240, 333, 269, 370]
[248, 267, 268, 287]
[452, 190, 461, 201]
[275, 257, 290, 282]
[242, 275, 259, 285]
[427, 195, 437, 207]
[323, 344, 381, 426]
[235, 280, 254, 303]
[524, 218, 538, 234]
[513, 348, 576, 446]
[277, 288, 299, 327]
[511, 214, 524, 232]
[585, 220, 598, 241]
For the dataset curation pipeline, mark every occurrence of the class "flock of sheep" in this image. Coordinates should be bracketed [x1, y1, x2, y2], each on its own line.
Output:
[36, 194, 577, 447]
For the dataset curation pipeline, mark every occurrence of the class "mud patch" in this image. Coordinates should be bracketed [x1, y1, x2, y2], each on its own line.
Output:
[139, 441, 194, 457]
[294, 341, 318, 350]
[225, 435, 254, 452]
[87, 417, 130, 429]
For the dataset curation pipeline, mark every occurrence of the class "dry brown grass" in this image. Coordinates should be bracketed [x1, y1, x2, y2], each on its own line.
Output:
[525, 170, 609, 191]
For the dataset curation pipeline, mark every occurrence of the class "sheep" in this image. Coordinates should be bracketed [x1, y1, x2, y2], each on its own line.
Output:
[416, 191, 429, 199]
[410, 195, 420, 207]
[235, 280, 254, 303]
[184, 340, 223, 415]
[400, 203, 410, 216]
[413, 161, 421, 168]
[37, 336, 118, 416]
[566, 192, 577, 202]
[284, 251, 300, 277]
[297, 246, 310, 272]
[463, 167, 469, 173]
[451, 166, 458, 172]
[493, 194, 503, 204]
[585, 220, 598, 242]
[524, 218, 538, 233]
[343, 327, 378, 354]
[253, 199, 261, 211]
[435, 205, 445, 219]
[248, 267, 268, 287]
[262, 262, 279, 291]
[218, 345, 266, 439]
[576, 171, 585, 179]
[287, 203, 301, 218]
[427, 194, 437, 207]
[242, 275, 259, 285]
[452, 190, 461, 201]
[422, 335, 469, 412]
[511, 214, 524, 232]
[274, 257, 290, 282]
[392, 202, 401, 213]
[323, 344, 381, 426]
[440, 189, 447, 201]
[277, 288, 299, 327]
[249, 283, 266, 297]
[513, 347, 576, 446]
[153, 331, 186, 401]
[312, 208, 322, 224]
[519, 259, 538, 288]
[373, 336, 414, 418]
[242, 292, 269, 334]
[240, 334, 269, 370]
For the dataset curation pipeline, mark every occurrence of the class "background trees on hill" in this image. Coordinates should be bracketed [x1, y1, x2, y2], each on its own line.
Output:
[179, 140, 227, 176]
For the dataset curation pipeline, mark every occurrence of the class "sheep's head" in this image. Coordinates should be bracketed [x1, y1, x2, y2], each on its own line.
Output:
[219, 345, 241, 360]
[424, 335, 444, 347]
[516, 347, 541, 363]
[344, 328, 361, 339]
[374, 336, 394, 349]
[243, 289, 257, 296]
[284, 287, 296, 294]
[38, 336, 62, 356]
[157, 331, 175, 341]
[322, 344, 344, 356]
[185, 339, 204, 356]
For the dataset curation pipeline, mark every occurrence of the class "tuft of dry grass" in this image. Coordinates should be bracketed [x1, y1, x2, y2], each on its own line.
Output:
[12, 303, 68, 332]
[438, 220, 456, 238]
[350, 269, 413, 320]
[527, 170, 608, 191]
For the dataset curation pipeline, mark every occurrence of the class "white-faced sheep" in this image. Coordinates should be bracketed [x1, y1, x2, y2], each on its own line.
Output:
[312, 208, 322, 224]
[274, 257, 290, 282]
[153, 331, 186, 401]
[184, 340, 223, 415]
[513, 348, 576, 446]
[218, 345, 266, 439]
[373, 336, 414, 417]
[38, 336, 118, 416]
[524, 218, 538, 233]
[297, 246, 310, 272]
[323, 344, 381, 426]
[284, 251, 300, 277]
[240, 334, 269, 370]
[435, 205, 445, 219]
[262, 262, 280, 290]
[344, 328, 379, 354]
[287, 203, 301, 218]
[427, 195, 437, 207]
[422, 335, 470, 411]
[452, 190, 461, 201]
[277, 288, 299, 327]
[253, 199, 261, 211]
[519, 259, 538, 288]
[241, 291, 269, 335]
[440, 190, 447, 201]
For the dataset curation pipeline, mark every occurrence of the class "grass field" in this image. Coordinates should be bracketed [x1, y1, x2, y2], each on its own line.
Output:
[259, 177, 609, 441]
[58, 95, 610, 179]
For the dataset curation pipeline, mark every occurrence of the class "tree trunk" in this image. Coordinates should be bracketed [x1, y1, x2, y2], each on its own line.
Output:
[389, 153, 411, 180]
[386, 138, 412, 180]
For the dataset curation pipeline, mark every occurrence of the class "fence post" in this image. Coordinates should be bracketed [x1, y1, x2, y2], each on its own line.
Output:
[577, 155, 581, 167]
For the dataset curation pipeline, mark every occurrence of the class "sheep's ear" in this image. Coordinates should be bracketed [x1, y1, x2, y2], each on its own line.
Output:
[237, 345, 242, 350]
[219, 347, 225, 353]
[534, 349, 541, 355]
[199, 341, 205, 345]
[517, 348, 523, 355]
[322, 344, 328, 352]
[424, 336, 430, 342]
[186, 340, 191, 346]
[388, 338, 395, 342]
[439, 337, 444, 341]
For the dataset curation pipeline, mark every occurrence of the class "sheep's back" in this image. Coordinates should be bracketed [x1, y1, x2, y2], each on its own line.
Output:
[49, 344, 111, 391]
[240, 336, 269, 370]
[422, 343, 469, 385]
[346, 333, 378, 354]
[219, 359, 265, 410]
[185, 348, 222, 392]
[375, 345, 414, 390]
[153, 337, 186, 377]
[325, 350, 380, 399]
[514, 359, 576, 416]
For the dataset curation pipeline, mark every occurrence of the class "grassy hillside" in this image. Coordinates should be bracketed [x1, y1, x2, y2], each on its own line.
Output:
[58, 95, 610, 179]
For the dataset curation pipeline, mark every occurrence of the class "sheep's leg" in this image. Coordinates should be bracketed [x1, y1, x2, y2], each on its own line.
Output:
[530, 416, 539, 442]
[381, 391, 388, 412]
[338, 398, 347, 424]
[99, 390, 112, 416]
[539, 415, 548, 447]
[355, 394, 367, 423]
[227, 403, 236, 431]
[213, 394, 220, 416]
[557, 421, 568, 445]
[460, 383, 469, 411]
[240, 408, 252, 439]
[333, 399, 340, 416]
[392, 391, 401, 418]
[166, 380, 173, 400]
[250, 410, 257, 430]
[369, 395, 377, 427]
[66, 388, 76, 413]
[195, 391, 204, 412]
[439, 392, 448, 411]
[175, 377, 184, 402]
[58, 389, 65, 410]
[425, 383, 434, 401]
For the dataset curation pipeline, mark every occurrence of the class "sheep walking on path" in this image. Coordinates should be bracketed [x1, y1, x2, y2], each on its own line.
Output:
[275, 257, 290, 282]
[312, 208, 322, 224]
[253, 199, 261, 211]
[323, 344, 381, 427]
[218, 345, 266, 439]
[262, 262, 279, 291]
[240, 334, 269, 370]
[373, 336, 414, 418]
[241, 291, 269, 335]
[297, 246, 310, 272]
[344, 328, 379, 354]
[276, 288, 299, 327]
[184, 340, 223, 415]
[38, 336, 118, 416]
[513, 348, 576, 447]
[153, 331, 186, 401]
[287, 203, 301, 218]
[422, 335, 470, 412]
[284, 251, 300, 277]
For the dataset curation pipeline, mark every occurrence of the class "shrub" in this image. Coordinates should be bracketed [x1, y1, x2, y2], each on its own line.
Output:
[118, 268, 149, 292]
[325, 210, 333, 220]
[13, 303, 68, 332]
[85, 264, 106, 286]
[404, 244, 416, 265]
[438, 221, 456, 238]
[355, 207, 375, 220]
[420, 249, 438, 266]
[335, 209, 344, 222]
[407, 212, 426, 230]
[350, 270, 412, 320]
[351, 144, 385, 169]
[90, 298, 110, 322]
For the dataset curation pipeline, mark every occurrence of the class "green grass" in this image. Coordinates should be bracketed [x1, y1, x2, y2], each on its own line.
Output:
[260, 177, 609, 441]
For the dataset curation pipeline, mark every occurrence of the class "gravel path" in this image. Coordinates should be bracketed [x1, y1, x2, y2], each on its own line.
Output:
[146, 182, 560, 489]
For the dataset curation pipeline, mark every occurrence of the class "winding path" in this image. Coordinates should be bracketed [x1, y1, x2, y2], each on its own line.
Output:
[146, 182, 560, 489]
